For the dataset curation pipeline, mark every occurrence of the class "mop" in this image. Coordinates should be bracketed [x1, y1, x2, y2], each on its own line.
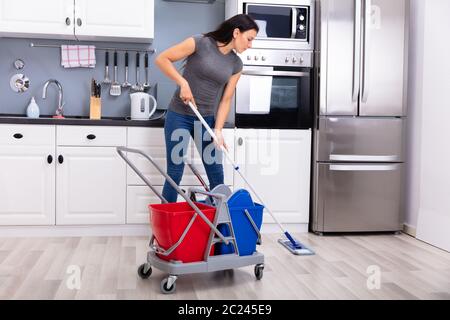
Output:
[188, 102, 314, 256]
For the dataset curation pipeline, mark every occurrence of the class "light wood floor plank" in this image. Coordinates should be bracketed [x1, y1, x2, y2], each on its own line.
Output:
[0, 233, 448, 299]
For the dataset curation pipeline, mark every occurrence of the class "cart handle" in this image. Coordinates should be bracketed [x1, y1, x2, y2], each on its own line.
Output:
[116, 147, 230, 247]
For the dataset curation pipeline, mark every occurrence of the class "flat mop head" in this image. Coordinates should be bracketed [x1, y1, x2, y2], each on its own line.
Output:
[278, 238, 315, 256]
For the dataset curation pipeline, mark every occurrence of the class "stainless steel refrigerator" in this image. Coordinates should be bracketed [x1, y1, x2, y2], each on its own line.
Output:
[312, 0, 408, 233]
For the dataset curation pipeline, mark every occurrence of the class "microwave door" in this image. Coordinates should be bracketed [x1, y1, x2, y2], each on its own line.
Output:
[359, 0, 406, 117]
[245, 4, 293, 39]
[320, 0, 361, 116]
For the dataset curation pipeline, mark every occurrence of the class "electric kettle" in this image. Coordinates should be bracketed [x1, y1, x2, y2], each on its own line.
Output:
[130, 92, 157, 120]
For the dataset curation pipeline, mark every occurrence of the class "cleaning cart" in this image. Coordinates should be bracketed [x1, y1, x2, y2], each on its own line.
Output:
[116, 146, 264, 294]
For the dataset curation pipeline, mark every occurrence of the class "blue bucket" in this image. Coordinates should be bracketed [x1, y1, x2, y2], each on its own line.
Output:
[215, 190, 264, 256]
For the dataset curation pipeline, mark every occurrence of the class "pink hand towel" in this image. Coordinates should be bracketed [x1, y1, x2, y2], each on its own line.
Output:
[61, 45, 96, 68]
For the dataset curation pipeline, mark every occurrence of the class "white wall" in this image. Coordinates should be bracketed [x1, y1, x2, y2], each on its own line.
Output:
[405, 0, 450, 252]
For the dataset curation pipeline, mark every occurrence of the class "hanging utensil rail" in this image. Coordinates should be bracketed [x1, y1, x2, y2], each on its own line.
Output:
[30, 42, 156, 54]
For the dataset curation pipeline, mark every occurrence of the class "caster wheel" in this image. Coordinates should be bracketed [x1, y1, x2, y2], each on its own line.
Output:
[137, 264, 152, 279]
[254, 264, 264, 280]
[160, 277, 176, 294]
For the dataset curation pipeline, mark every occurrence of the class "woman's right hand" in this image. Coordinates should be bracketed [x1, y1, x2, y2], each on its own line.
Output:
[180, 81, 196, 107]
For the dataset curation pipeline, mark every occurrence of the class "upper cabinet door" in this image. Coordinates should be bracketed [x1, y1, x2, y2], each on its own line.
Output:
[0, 0, 75, 39]
[74, 0, 154, 43]
[359, 0, 406, 116]
[320, 0, 359, 116]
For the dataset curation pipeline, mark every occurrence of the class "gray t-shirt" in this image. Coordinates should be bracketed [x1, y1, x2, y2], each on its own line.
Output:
[168, 34, 243, 117]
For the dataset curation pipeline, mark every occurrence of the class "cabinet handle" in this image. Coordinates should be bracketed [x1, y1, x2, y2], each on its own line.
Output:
[77, 18, 82, 27]
[237, 137, 243, 146]
[47, 155, 53, 164]
[13, 133, 23, 139]
[65, 17, 71, 26]
[86, 134, 96, 140]
[58, 155, 64, 164]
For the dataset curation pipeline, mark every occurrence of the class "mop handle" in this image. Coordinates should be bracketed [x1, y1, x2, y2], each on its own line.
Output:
[188, 102, 287, 233]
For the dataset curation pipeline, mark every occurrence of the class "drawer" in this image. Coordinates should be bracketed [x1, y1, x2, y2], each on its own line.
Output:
[0, 124, 55, 146]
[316, 163, 403, 232]
[127, 185, 231, 224]
[128, 127, 165, 147]
[57, 126, 126, 146]
[317, 118, 404, 162]
[127, 127, 234, 186]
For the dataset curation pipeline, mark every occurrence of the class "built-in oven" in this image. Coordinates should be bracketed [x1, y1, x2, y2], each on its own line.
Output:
[235, 49, 313, 129]
[226, 0, 315, 50]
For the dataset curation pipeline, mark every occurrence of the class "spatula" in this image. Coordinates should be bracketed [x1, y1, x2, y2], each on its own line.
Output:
[109, 51, 121, 96]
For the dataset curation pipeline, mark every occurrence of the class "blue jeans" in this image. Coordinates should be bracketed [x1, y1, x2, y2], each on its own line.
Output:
[162, 110, 224, 203]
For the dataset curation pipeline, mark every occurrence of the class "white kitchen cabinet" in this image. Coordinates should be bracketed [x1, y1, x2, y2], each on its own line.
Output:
[234, 129, 312, 224]
[56, 146, 126, 225]
[74, 0, 154, 42]
[0, 0, 154, 42]
[0, 0, 75, 40]
[0, 125, 56, 225]
[55, 126, 127, 225]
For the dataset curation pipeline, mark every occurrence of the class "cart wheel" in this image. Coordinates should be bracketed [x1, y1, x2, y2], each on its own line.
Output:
[254, 264, 264, 280]
[137, 264, 152, 279]
[160, 277, 176, 294]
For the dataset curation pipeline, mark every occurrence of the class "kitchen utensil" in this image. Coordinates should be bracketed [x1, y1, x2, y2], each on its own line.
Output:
[102, 52, 111, 84]
[130, 92, 157, 120]
[143, 53, 150, 91]
[131, 52, 143, 92]
[110, 51, 121, 96]
[122, 52, 132, 88]
[10, 74, 30, 93]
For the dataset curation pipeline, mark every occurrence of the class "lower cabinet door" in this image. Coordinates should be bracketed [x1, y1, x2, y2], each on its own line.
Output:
[234, 129, 312, 224]
[0, 145, 55, 225]
[56, 147, 126, 225]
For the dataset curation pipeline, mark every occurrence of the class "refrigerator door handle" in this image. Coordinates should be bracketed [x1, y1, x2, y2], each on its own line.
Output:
[352, 0, 362, 102]
[330, 164, 399, 172]
[329, 154, 400, 162]
[361, 0, 372, 103]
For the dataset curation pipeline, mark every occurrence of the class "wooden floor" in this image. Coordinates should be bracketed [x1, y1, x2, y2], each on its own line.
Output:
[0, 233, 449, 300]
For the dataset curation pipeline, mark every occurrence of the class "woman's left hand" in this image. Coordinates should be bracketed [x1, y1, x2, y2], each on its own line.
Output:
[214, 128, 228, 152]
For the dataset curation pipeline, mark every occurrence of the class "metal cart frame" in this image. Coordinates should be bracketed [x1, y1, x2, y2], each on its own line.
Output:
[116, 147, 264, 294]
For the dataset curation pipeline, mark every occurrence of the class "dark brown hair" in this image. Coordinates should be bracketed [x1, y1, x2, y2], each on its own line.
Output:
[204, 14, 259, 45]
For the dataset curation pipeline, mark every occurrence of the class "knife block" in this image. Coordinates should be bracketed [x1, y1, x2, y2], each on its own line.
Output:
[90, 97, 101, 120]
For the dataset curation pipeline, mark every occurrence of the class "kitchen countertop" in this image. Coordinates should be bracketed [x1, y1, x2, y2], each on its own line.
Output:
[0, 110, 235, 128]
[0, 110, 167, 127]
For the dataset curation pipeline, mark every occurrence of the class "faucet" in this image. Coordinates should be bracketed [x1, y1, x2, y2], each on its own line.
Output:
[42, 79, 64, 118]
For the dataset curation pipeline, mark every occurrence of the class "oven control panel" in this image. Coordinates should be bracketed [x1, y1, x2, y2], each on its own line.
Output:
[239, 49, 313, 68]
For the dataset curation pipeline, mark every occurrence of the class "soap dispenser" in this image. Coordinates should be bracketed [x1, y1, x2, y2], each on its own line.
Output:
[26, 96, 40, 118]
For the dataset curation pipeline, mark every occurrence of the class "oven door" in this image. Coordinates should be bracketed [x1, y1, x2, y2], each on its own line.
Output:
[235, 66, 313, 129]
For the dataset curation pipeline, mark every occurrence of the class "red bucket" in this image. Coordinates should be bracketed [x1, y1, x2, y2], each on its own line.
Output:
[149, 202, 216, 263]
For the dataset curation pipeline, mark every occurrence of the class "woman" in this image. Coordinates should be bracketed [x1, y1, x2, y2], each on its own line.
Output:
[155, 14, 259, 203]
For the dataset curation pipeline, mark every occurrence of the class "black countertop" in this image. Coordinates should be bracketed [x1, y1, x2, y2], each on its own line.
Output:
[0, 110, 167, 127]
[0, 110, 235, 128]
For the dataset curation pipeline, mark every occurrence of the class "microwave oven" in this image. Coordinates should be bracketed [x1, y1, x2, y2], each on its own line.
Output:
[226, 0, 315, 50]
